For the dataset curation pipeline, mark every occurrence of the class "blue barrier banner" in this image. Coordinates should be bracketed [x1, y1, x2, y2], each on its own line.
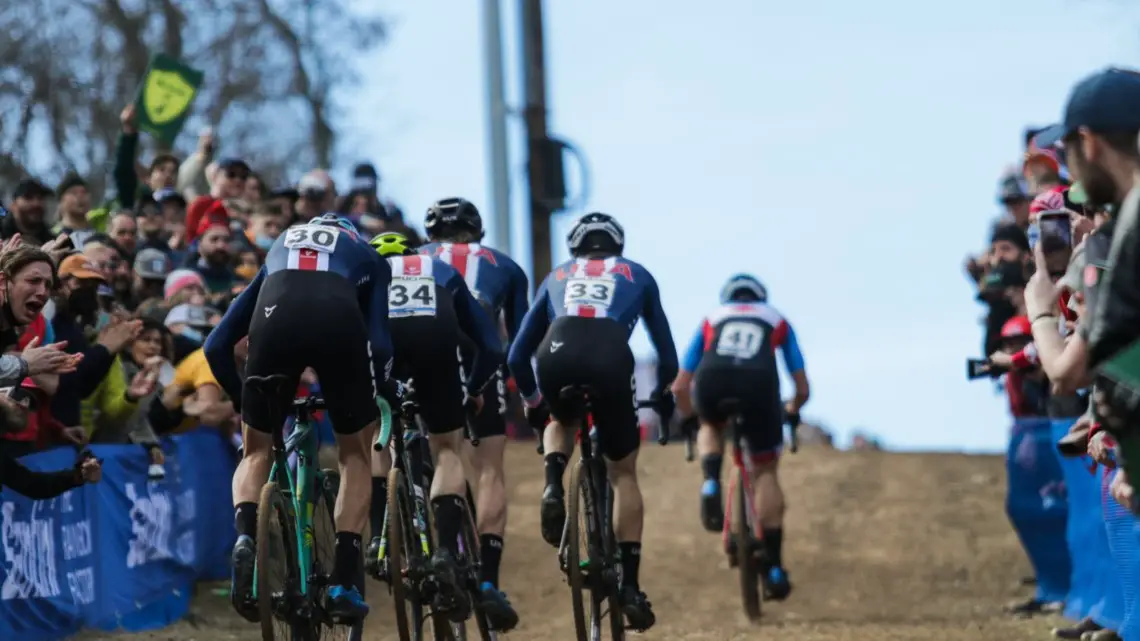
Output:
[1104, 468, 1140, 639]
[0, 429, 237, 641]
[1006, 417, 1071, 603]
[1056, 420, 1124, 628]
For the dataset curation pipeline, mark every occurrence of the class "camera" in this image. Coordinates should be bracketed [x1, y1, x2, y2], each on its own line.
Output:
[967, 358, 1008, 381]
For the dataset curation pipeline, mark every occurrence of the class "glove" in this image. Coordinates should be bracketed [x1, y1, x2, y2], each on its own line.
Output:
[651, 389, 675, 425]
[524, 400, 550, 431]
[379, 377, 409, 415]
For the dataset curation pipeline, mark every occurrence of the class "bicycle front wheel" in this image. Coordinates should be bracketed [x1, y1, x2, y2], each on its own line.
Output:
[732, 467, 762, 621]
[388, 467, 426, 641]
[257, 482, 303, 641]
[565, 459, 593, 641]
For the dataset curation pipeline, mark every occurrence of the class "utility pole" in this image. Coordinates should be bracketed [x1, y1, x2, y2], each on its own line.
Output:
[520, 0, 552, 286]
[482, 0, 511, 255]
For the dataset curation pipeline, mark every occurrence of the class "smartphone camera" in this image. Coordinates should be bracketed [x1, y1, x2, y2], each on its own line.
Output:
[1035, 209, 1073, 252]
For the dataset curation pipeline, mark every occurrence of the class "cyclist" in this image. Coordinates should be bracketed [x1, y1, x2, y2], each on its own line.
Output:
[365, 231, 515, 628]
[670, 273, 809, 601]
[506, 212, 677, 632]
[417, 197, 530, 618]
[204, 213, 401, 624]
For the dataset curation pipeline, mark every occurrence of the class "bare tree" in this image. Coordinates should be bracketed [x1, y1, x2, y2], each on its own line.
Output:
[0, 0, 385, 198]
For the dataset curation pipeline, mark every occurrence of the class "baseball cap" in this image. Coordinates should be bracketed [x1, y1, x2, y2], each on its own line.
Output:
[997, 169, 1029, 203]
[58, 255, 105, 282]
[152, 188, 187, 207]
[134, 248, 173, 281]
[12, 178, 52, 200]
[1034, 67, 1140, 148]
[56, 174, 87, 197]
[164, 303, 213, 329]
[217, 158, 250, 173]
[298, 173, 328, 196]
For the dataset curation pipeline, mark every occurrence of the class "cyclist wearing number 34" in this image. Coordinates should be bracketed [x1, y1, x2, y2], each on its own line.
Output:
[670, 273, 809, 601]
[205, 213, 404, 625]
[507, 211, 679, 632]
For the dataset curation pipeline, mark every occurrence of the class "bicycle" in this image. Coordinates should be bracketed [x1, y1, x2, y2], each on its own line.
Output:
[245, 374, 393, 641]
[375, 380, 495, 641]
[717, 400, 799, 622]
[551, 385, 666, 641]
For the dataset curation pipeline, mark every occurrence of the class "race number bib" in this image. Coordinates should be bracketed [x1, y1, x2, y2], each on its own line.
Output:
[564, 277, 616, 307]
[715, 321, 765, 359]
[389, 277, 436, 317]
[284, 226, 341, 253]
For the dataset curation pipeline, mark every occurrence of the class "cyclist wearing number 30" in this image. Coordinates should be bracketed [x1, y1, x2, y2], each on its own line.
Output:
[670, 273, 809, 601]
[205, 213, 403, 625]
[507, 212, 678, 632]
[365, 231, 515, 629]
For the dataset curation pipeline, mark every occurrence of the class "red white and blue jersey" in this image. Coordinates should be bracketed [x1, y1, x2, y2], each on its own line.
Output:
[419, 242, 530, 343]
[681, 303, 805, 375]
[507, 256, 678, 401]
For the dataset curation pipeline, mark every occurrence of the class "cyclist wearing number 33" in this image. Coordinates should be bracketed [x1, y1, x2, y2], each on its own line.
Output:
[507, 211, 679, 632]
[205, 213, 401, 625]
[670, 273, 810, 602]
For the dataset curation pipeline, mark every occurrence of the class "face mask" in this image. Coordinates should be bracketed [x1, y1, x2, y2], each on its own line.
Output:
[236, 264, 258, 281]
[179, 327, 203, 344]
[255, 233, 274, 250]
[67, 287, 99, 323]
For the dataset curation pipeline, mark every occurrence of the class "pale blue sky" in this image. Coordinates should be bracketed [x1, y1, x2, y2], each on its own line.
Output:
[341, 0, 1138, 451]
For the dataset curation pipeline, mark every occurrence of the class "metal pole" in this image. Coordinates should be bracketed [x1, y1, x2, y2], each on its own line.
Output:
[482, 0, 512, 255]
[520, 0, 552, 288]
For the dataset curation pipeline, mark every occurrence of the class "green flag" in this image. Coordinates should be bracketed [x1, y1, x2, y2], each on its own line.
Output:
[133, 53, 204, 145]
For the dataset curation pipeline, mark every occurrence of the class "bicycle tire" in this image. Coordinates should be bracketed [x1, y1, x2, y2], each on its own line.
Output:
[602, 484, 625, 641]
[388, 467, 428, 641]
[458, 495, 495, 641]
[565, 459, 591, 641]
[732, 467, 762, 621]
[312, 470, 363, 641]
[257, 482, 304, 641]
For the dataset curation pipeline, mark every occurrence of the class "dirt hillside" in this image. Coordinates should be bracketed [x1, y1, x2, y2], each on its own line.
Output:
[80, 444, 1068, 641]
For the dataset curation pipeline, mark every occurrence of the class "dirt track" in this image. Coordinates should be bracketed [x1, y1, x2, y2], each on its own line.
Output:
[80, 444, 1070, 641]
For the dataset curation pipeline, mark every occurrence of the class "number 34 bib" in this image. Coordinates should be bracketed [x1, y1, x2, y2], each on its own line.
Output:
[389, 277, 437, 317]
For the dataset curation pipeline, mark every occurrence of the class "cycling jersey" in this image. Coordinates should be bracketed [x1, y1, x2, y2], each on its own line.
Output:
[680, 303, 806, 375]
[508, 256, 678, 403]
[205, 221, 395, 410]
[386, 254, 502, 393]
[419, 242, 530, 343]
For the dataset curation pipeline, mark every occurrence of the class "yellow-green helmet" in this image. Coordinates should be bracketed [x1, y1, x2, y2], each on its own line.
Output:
[370, 232, 412, 257]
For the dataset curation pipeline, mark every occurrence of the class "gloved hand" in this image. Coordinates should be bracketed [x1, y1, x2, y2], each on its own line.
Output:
[524, 400, 550, 431]
[380, 377, 411, 416]
[651, 389, 675, 425]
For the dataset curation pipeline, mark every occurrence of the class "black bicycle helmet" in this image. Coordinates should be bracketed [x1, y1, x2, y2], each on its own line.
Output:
[567, 212, 625, 257]
[424, 198, 483, 239]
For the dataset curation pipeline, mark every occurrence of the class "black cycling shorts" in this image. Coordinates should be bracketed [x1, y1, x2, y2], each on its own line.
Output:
[692, 364, 783, 457]
[390, 289, 466, 435]
[535, 316, 639, 462]
[459, 336, 509, 439]
[243, 271, 379, 435]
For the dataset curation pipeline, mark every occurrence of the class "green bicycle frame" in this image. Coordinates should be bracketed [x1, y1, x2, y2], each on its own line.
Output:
[254, 397, 394, 598]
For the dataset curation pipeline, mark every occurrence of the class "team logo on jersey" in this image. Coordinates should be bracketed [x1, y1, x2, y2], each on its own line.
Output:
[554, 261, 633, 283]
[427, 245, 499, 266]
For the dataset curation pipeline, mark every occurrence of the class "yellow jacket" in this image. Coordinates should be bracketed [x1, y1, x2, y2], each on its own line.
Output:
[81, 354, 141, 439]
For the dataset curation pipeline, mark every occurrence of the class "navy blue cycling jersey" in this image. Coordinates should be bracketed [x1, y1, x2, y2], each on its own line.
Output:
[507, 256, 678, 402]
[386, 254, 502, 392]
[419, 242, 530, 344]
[204, 222, 394, 408]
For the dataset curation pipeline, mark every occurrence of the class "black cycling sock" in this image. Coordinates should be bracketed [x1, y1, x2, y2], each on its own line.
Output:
[432, 495, 465, 555]
[333, 532, 363, 589]
[480, 534, 504, 588]
[235, 502, 258, 539]
[762, 528, 784, 568]
[544, 452, 568, 490]
[369, 476, 388, 539]
[618, 541, 642, 590]
[700, 454, 723, 483]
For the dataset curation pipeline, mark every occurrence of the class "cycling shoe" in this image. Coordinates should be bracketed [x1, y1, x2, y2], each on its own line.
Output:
[230, 535, 259, 623]
[700, 480, 724, 532]
[540, 485, 566, 548]
[430, 549, 471, 623]
[478, 581, 520, 631]
[619, 585, 656, 631]
[325, 584, 369, 623]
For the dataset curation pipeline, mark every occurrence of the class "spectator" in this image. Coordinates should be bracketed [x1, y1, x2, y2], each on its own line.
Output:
[84, 237, 133, 314]
[176, 127, 216, 201]
[1024, 147, 1069, 197]
[133, 248, 173, 305]
[246, 204, 285, 253]
[974, 223, 1031, 356]
[193, 220, 239, 299]
[2, 179, 54, 245]
[184, 158, 248, 246]
[108, 211, 139, 257]
[244, 172, 266, 205]
[295, 170, 336, 222]
[998, 168, 1032, 231]
[54, 174, 95, 247]
[50, 254, 140, 428]
[113, 104, 180, 210]
[160, 304, 234, 430]
[268, 186, 299, 224]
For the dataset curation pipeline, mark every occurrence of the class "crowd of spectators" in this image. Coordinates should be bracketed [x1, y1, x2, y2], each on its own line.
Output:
[0, 102, 423, 493]
[964, 67, 1140, 641]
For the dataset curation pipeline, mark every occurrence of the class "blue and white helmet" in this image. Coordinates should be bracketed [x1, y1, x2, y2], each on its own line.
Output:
[720, 273, 767, 304]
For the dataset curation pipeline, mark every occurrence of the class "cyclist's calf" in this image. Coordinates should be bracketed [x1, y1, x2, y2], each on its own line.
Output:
[750, 459, 785, 528]
[472, 435, 508, 536]
[334, 422, 376, 533]
[606, 448, 643, 541]
[428, 428, 466, 497]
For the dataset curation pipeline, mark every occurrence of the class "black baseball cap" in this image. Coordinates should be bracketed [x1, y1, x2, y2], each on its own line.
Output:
[1034, 68, 1140, 148]
[12, 178, 52, 200]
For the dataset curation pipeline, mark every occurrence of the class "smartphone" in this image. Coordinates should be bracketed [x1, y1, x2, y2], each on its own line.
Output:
[56, 234, 75, 252]
[1036, 209, 1072, 249]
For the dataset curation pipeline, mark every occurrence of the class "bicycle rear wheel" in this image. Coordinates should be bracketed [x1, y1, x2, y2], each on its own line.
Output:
[313, 470, 363, 641]
[257, 482, 304, 641]
[732, 467, 762, 621]
[602, 484, 625, 641]
[458, 494, 495, 640]
[565, 459, 594, 641]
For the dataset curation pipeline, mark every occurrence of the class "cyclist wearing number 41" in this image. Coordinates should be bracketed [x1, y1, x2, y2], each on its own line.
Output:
[205, 213, 403, 625]
[366, 231, 519, 630]
[507, 212, 678, 632]
[670, 274, 809, 601]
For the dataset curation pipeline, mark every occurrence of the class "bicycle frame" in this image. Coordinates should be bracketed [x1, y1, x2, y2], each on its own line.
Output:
[721, 415, 760, 554]
[377, 417, 434, 569]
